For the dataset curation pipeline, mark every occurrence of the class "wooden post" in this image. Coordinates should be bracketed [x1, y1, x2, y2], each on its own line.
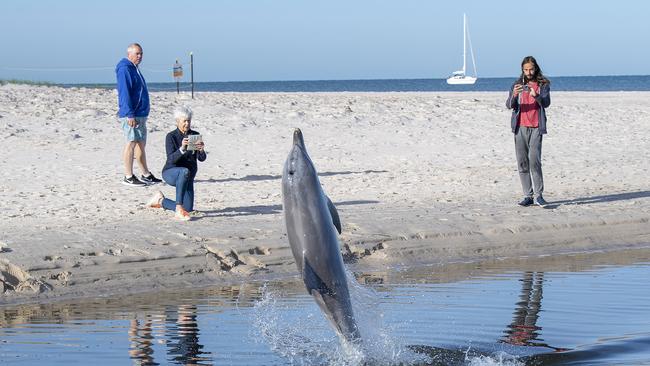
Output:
[190, 52, 194, 99]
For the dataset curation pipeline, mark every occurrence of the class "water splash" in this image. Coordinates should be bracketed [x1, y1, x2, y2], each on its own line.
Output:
[252, 283, 351, 365]
[252, 280, 429, 365]
[251, 279, 524, 365]
[346, 269, 429, 365]
[465, 351, 524, 366]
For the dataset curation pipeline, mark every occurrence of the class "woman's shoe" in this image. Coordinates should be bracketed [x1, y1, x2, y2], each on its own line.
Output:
[147, 191, 164, 208]
[175, 206, 191, 221]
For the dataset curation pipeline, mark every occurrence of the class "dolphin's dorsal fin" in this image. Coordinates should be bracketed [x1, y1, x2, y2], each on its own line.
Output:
[326, 195, 342, 234]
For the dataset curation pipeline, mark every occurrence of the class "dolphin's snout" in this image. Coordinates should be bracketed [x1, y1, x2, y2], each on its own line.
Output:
[287, 128, 306, 177]
[293, 128, 305, 149]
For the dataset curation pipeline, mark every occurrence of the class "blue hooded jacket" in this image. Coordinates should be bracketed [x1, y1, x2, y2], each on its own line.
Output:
[115, 58, 150, 118]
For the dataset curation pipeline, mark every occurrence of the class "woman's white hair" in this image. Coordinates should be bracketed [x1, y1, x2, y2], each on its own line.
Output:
[173, 105, 193, 121]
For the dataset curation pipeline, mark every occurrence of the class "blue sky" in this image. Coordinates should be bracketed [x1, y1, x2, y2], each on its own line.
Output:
[1, 0, 649, 83]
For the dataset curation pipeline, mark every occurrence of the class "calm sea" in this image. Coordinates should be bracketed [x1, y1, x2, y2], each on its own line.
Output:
[69, 75, 650, 93]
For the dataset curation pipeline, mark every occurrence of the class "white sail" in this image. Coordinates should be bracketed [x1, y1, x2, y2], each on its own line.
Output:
[446, 13, 477, 85]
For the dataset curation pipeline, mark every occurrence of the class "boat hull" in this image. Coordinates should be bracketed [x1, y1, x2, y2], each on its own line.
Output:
[446, 76, 477, 85]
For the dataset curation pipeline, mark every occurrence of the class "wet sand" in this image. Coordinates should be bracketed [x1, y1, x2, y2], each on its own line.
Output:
[1, 84, 649, 305]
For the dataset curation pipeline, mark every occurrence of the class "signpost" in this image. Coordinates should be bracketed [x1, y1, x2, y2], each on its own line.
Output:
[172, 60, 183, 94]
[190, 52, 194, 99]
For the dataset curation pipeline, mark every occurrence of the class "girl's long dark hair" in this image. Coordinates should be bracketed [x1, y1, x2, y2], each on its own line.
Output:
[519, 56, 550, 85]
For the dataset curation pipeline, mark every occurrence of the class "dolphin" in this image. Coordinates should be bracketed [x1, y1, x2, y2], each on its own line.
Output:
[281, 128, 361, 343]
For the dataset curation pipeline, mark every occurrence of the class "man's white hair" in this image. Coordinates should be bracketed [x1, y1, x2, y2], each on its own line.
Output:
[127, 43, 142, 54]
[174, 105, 193, 121]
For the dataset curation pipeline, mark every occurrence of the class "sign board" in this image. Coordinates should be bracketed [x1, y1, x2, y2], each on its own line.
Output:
[173, 61, 183, 80]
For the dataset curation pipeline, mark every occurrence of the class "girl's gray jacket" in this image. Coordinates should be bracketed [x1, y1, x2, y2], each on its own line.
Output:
[506, 81, 551, 134]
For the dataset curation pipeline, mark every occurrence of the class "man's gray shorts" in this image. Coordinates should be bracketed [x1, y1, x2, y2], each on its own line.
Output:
[120, 117, 147, 142]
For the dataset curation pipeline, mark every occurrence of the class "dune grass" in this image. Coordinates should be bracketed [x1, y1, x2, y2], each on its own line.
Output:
[0, 79, 54, 86]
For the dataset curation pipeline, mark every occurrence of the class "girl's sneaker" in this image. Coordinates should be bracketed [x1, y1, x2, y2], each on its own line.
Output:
[140, 173, 162, 184]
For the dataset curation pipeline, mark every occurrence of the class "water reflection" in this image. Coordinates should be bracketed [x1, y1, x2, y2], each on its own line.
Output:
[129, 316, 158, 365]
[127, 306, 213, 366]
[165, 305, 211, 365]
[500, 271, 569, 352]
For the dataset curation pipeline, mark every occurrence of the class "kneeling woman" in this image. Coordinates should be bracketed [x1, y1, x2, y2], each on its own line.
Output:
[148, 105, 206, 221]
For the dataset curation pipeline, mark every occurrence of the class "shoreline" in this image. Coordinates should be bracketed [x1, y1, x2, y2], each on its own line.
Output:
[2, 198, 648, 307]
[1, 85, 649, 306]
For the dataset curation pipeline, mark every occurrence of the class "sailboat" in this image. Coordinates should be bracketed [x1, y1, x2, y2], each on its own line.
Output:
[446, 13, 477, 85]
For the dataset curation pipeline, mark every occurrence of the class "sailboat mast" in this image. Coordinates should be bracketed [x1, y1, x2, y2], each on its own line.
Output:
[462, 13, 467, 74]
[467, 15, 477, 78]
[446, 13, 477, 84]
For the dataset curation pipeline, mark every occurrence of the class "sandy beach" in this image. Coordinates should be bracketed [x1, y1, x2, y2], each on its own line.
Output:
[1, 84, 649, 306]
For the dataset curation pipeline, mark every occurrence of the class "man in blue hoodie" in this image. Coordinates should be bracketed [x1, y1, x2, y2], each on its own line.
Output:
[116, 43, 162, 186]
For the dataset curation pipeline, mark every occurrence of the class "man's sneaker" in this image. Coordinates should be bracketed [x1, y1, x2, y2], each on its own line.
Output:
[535, 196, 548, 207]
[147, 191, 164, 208]
[175, 206, 191, 221]
[140, 173, 162, 184]
[518, 197, 534, 207]
[123, 175, 147, 187]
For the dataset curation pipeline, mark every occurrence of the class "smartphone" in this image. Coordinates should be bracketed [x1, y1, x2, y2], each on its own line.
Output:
[521, 76, 529, 92]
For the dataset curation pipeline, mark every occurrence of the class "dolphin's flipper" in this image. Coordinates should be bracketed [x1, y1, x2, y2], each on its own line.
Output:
[304, 258, 349, 338]
[302, 257, 334, 296]
[326, 195, 342, 234]
[311, 285, 347, 338]
[305, 258, 362, 343]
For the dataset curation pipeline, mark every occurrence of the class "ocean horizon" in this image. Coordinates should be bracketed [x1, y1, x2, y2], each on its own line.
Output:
[59, 75, 650, 93]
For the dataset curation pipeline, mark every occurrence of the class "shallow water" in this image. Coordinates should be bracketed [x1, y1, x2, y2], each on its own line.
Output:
[1, 249, 650, 365]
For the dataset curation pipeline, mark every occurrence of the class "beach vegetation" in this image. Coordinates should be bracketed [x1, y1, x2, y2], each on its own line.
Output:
[0, 79, 54, 86]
